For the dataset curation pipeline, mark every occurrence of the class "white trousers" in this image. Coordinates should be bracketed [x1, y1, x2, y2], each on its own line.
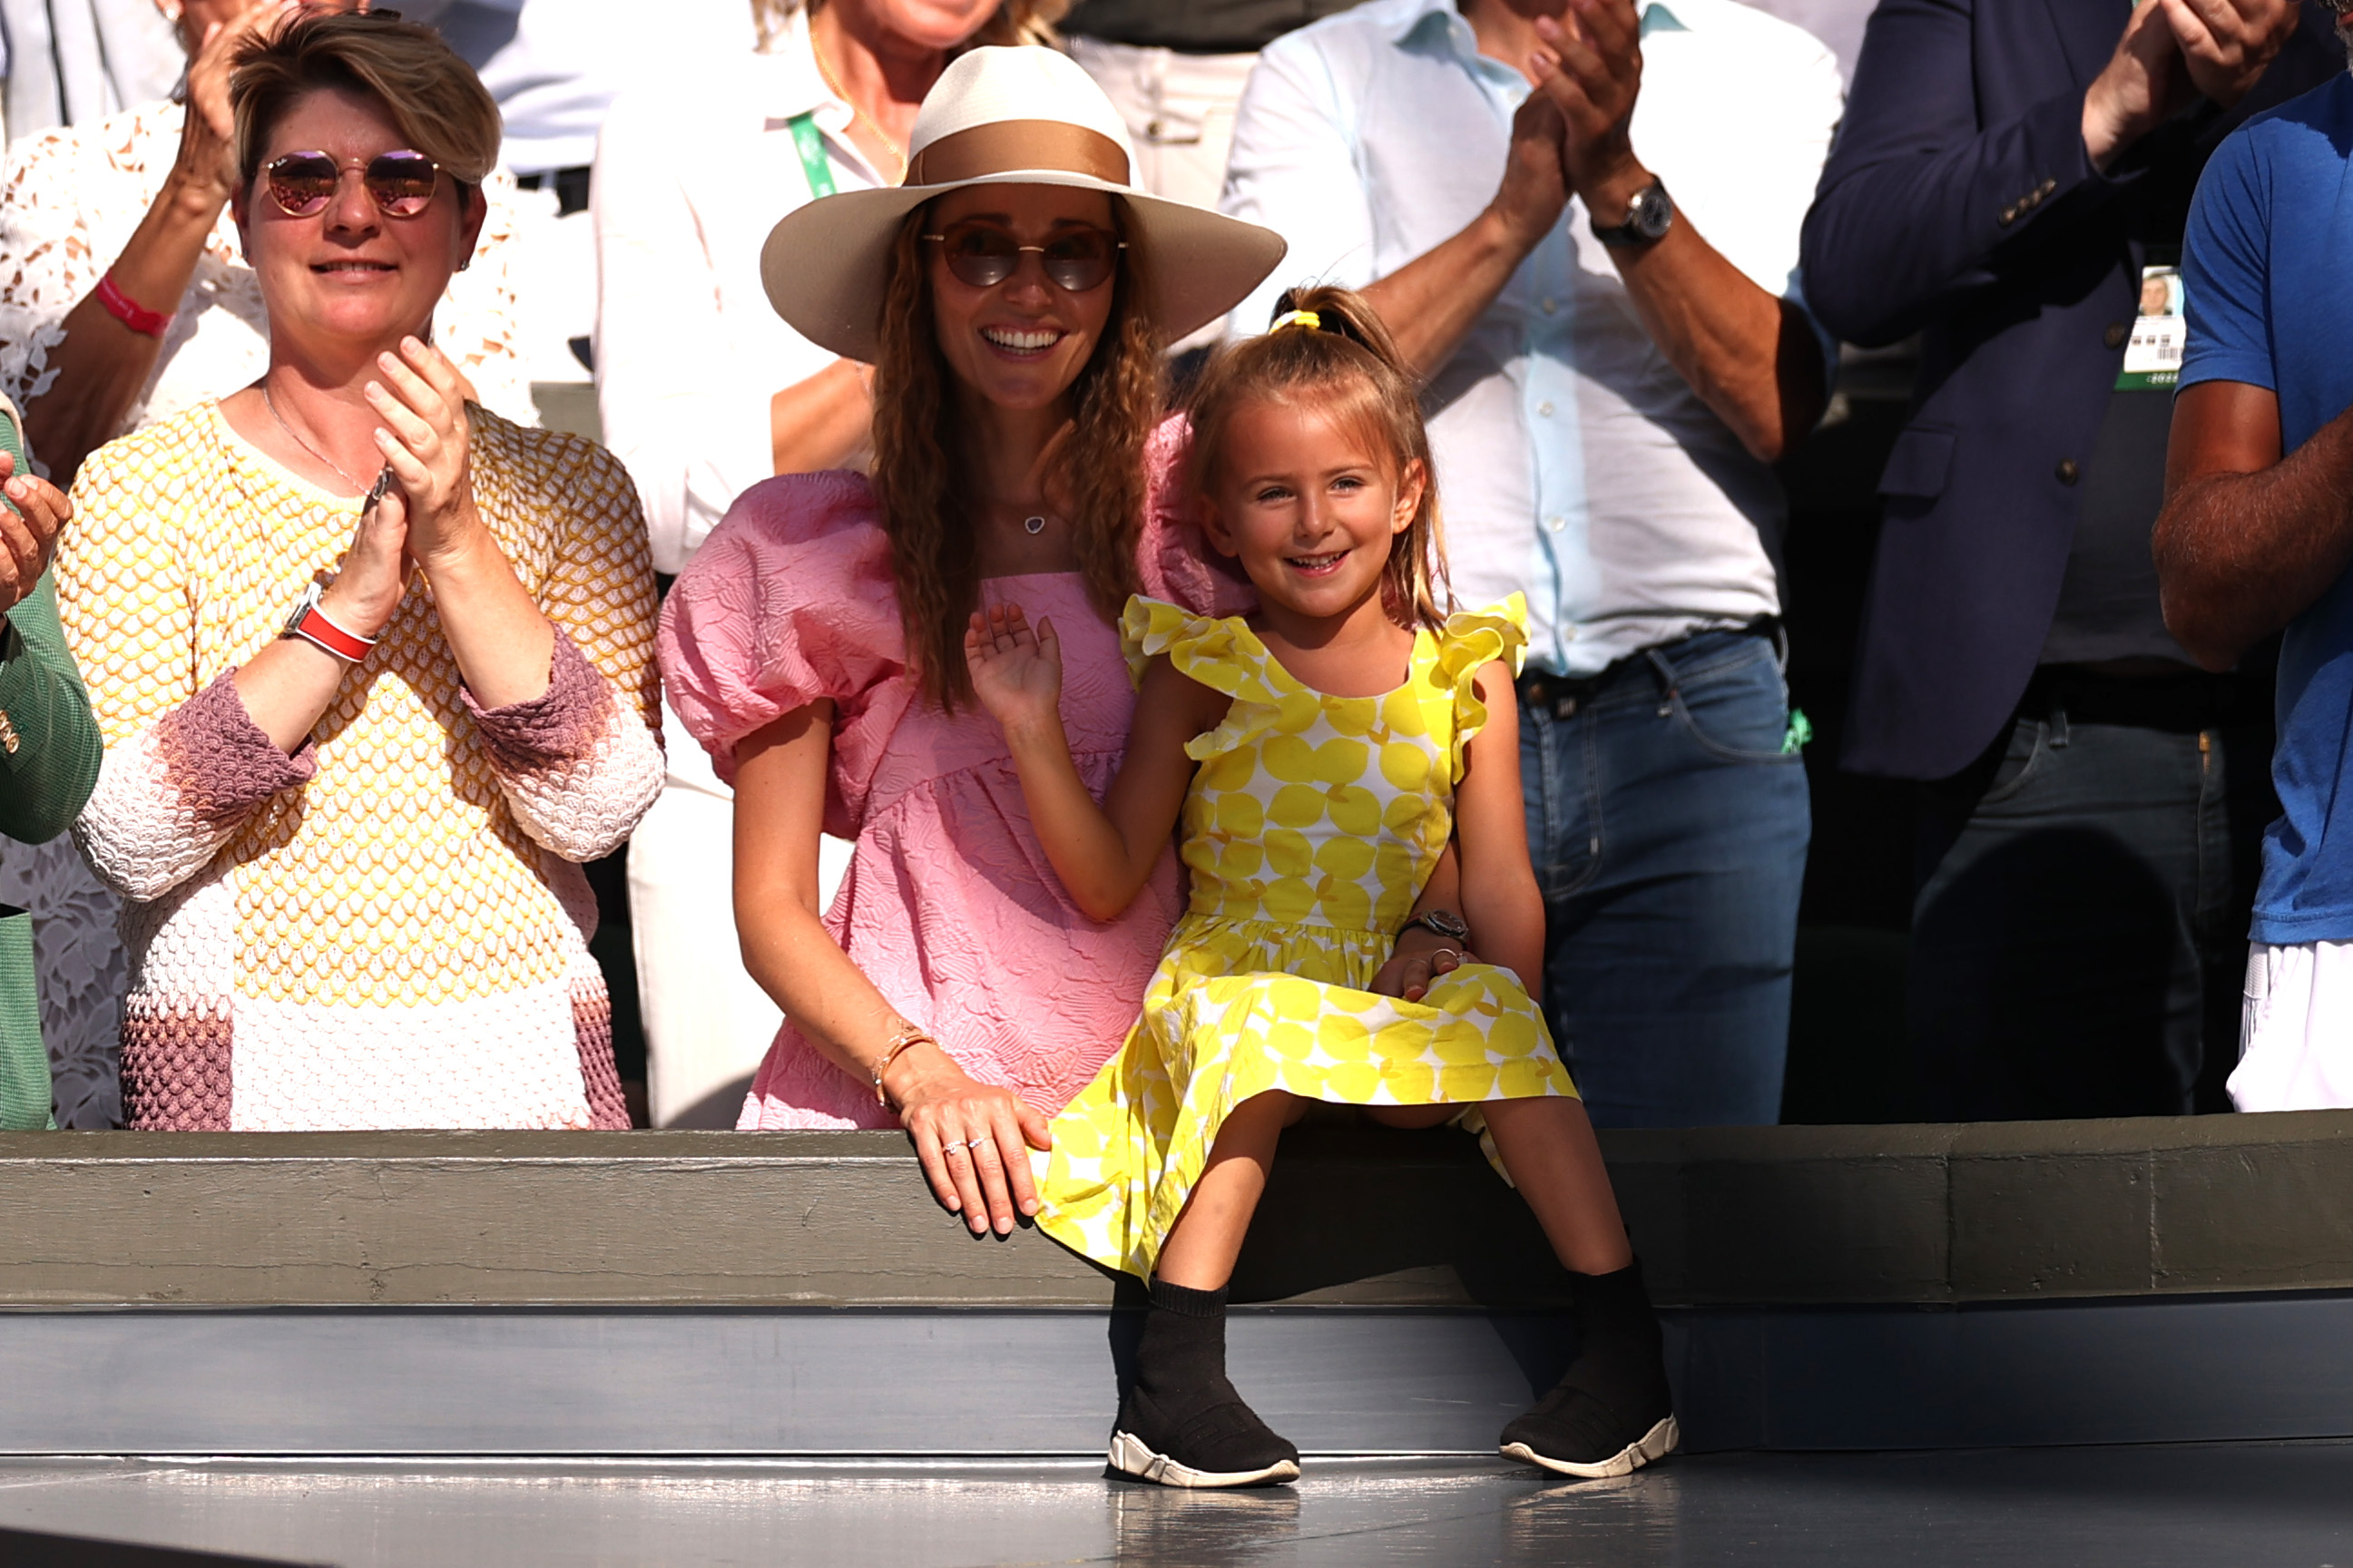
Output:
[628, 697, 848, 1127]
[2233, 939, 2353, 1112]
[1067, 36, 1260, 351]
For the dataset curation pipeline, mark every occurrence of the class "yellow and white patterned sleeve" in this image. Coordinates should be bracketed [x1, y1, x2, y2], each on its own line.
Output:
[463, 430, 663, 863]
[60, 425, 316, 900]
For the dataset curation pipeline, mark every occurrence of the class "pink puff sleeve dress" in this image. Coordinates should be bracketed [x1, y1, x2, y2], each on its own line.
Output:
[659, 419, 1251, 1129]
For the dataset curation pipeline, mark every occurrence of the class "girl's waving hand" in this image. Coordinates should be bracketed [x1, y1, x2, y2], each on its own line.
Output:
[966, 603, 1222, 922]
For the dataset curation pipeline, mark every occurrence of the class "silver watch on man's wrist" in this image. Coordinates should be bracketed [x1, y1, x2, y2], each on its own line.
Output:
[1591, 178, 1675, 249]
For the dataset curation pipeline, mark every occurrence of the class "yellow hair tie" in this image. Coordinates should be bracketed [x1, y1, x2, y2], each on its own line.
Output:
[1270, 308, 1322, 333]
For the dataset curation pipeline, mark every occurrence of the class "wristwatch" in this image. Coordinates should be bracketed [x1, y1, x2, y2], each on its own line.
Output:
[1591, 178, 1675, 250]
[280, 581, 377, 664]
[1404, 908, 1472, 945]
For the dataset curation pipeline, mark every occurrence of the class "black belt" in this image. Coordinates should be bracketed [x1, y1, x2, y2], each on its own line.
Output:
[1514, 618, 1780, 720]
[2021, 665, 2270, 734]
[516, 164, 592, 217]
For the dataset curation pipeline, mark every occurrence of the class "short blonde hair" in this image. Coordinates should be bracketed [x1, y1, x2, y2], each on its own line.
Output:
[232, 11, 502, 187]
[751, 0, 1066, 54]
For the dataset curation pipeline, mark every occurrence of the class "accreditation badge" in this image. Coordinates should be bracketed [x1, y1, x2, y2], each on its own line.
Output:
[2115, 250, 2184, 391]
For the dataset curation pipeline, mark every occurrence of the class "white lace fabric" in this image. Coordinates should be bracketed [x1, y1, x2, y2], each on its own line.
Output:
[0, 98, 536, 475]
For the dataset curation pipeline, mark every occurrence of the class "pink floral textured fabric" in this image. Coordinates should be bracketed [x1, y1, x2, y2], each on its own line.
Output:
[661, 420, 1250, 1129]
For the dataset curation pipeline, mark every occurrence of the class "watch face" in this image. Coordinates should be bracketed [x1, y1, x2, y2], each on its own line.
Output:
[1632, 184, 1674, 240]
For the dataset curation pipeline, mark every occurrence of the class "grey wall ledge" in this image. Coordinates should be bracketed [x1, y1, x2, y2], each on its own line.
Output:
[5, 1111, 2353, 1312]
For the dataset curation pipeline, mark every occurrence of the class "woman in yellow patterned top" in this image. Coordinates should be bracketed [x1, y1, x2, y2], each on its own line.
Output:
[55, 13, 662, 1132]
[965, 288, 1673, 1489]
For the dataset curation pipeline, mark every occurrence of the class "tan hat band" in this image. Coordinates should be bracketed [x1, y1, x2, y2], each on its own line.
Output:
[905, 121, 1131, 189]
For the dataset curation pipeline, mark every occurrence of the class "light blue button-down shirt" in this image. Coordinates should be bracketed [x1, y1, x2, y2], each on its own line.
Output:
[1221, 0, 1842, 676]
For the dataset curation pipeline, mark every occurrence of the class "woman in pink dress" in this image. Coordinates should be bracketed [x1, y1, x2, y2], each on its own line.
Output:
[657, 48, 1289, 1234]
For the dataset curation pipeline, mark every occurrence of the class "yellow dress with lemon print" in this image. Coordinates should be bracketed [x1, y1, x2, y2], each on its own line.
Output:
[1033, 594, 1577, 1279]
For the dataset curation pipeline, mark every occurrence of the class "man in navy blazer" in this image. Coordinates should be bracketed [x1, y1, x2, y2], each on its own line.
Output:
[1799, 0, 2338, 1120]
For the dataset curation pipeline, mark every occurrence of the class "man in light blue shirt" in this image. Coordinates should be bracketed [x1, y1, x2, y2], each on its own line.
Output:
[1224, 0, 1841, 1126]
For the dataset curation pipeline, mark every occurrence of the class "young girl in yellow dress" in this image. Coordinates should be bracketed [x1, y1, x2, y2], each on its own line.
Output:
[964, 288, 1674, 1490]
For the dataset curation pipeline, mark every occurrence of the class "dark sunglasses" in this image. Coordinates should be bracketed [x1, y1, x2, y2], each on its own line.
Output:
[264, 150, 443, 219]
[921, 220, 1125, 292]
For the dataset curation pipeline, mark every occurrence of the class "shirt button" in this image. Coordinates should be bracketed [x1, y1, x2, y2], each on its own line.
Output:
[2104, 322, 2128, 349]
[2039, 177, 2057, 197]
[1546, 514, 1566, 532]
[1540, 298, 1558, 316]
[1999, 205, 2018, 226]
[2055, 458, 2081, 486]
[1536, 401, 1554, 417]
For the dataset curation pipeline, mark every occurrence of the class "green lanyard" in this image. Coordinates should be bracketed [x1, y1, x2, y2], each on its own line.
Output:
[789, 112, 838, 199]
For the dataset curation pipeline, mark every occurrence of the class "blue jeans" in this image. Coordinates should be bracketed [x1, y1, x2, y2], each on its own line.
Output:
[1519, 630, 1811, 1128]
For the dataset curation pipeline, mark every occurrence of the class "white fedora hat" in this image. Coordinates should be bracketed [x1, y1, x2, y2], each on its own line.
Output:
[760, 45, 1286, 362]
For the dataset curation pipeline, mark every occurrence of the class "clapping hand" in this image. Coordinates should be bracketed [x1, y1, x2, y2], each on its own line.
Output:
[0, 450, 70, 616]
[1527, 0, 1647, 211]
[965, 601, 1064, 734]
[364, 336, 485, 573]
[2085, 0, 2298, 170]
[2162, 0, 2299, 107]
[172, 1, 301, 203]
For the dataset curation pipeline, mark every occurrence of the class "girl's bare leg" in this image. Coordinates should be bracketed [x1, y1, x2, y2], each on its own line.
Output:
[1481, 1096, 1635, 1276]
[1153, 1090, 1300, 1290]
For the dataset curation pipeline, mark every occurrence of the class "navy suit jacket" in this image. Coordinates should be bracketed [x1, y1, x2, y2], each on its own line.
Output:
[1799, 0, 2340, 781]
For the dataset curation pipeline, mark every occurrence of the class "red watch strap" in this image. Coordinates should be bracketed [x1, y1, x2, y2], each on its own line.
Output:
[291, 604, 374, 662]
[95, 272, 174, 338]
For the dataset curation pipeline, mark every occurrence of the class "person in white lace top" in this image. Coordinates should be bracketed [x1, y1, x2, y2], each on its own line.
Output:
[0, 0, 532, 1127]
[0, 0, 532, 489]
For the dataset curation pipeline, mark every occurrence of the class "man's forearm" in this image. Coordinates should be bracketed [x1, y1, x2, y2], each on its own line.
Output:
[1603, 195, 1825, 464]
[2156, 408, 2353, 671]
[1361, 208, 1537, 380]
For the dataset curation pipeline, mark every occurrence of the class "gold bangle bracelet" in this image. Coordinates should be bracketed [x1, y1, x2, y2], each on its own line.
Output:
[871, 1020, 935, 1111]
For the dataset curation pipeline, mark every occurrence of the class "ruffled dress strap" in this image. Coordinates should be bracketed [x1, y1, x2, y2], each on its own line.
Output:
[1121, 596, 1324, 763]
[1428, 594, 1530, 782]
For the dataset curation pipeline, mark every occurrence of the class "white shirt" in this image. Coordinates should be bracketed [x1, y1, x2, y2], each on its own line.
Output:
[591, 8, 888, 573]
[1221, 0, 1842, 675]
[420, 0, 758, 176]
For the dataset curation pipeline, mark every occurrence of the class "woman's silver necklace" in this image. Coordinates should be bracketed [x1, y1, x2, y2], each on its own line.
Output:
[262, 383, 369, 495]
[1024, 514, 1046, 535]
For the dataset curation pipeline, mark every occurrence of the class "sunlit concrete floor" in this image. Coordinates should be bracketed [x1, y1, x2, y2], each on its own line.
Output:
[3, 1442, 2351, 1567]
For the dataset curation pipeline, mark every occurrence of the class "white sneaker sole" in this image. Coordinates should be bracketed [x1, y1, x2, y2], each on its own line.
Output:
[1500, 1413, 1681, 1480]
[1107, 1428, 1301, 1489]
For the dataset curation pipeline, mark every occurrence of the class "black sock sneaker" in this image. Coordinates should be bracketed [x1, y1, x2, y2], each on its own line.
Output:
[1110, 1278, 1301, 1488]
[1500, 1259, 1679, 1479]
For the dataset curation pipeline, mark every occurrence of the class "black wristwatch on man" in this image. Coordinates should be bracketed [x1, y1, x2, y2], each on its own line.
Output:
[1591, 178, 1675, 249]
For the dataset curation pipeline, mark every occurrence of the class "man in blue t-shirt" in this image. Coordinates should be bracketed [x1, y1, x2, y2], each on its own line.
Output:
[2161, 34, 2353, 1112]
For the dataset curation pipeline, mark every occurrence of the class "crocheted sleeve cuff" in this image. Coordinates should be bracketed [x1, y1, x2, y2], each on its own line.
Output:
[466, 632, 662, 862]
[74, 673, 317, 902]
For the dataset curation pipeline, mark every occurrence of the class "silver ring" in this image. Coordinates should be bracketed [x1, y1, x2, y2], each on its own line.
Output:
[941, 1140, 969, 1156]
[966, 1136, 996, 1158]
[1432, 948, 1463, 965]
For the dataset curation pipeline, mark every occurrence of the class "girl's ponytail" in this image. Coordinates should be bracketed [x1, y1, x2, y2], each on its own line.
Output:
[1185, 284, 1452, 630]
